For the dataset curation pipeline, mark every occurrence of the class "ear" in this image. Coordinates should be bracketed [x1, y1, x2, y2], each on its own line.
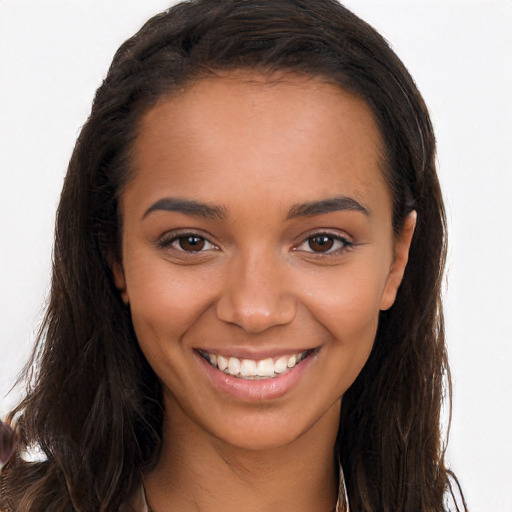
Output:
[112, 260, 129, 304]
[379, 210, 417, 311]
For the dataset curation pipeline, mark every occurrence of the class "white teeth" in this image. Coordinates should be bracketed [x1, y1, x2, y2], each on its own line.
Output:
[203, 350, 310, 379]
[287, 354, 297, 368]
[256, 358, 274, 377]
[240, 359, 257, 377]
[217, 355, 228, 372]
[274, 356, 288, 374]
[228, 357, 241, 375]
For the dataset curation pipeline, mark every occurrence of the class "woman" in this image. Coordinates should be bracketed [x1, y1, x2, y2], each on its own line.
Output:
[0, 1, 466, 510]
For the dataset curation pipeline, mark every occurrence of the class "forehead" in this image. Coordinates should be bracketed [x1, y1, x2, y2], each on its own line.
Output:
[126, 72, 390, 218]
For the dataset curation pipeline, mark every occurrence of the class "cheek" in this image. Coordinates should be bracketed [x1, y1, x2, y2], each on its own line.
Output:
[307, 271, 385, 396]
[307, 265, 386, 330]
[302, 260, 389, 368]
[123, 257, 218, 357]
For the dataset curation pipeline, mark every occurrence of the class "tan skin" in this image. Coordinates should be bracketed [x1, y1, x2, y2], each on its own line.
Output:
[114, 72, 416, 512]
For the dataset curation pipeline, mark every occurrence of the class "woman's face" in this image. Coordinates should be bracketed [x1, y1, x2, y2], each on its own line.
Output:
[114, 73, 414, 451]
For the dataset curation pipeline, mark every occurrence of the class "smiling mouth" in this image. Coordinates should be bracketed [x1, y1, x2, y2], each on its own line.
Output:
[197, 349, 316, 380]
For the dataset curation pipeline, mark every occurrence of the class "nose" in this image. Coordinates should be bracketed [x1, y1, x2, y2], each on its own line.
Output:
[216, 252, 297, 333]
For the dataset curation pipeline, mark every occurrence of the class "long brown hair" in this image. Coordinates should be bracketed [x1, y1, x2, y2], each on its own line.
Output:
[1, 1, 466, 510]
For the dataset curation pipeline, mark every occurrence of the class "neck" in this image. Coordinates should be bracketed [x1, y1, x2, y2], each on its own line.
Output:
[144, 394, 341, 512]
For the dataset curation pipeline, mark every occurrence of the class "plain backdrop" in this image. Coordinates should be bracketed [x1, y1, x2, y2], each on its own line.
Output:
[1, 1, 511, 510]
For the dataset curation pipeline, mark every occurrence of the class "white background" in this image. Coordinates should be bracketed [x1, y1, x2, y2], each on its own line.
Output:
[1, 1, 511, 510]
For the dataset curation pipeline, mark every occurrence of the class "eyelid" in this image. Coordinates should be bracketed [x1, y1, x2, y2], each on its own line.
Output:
[156, 228, 353, 256]
[157, 229, 219, 253]
[293, 230, 354, 255]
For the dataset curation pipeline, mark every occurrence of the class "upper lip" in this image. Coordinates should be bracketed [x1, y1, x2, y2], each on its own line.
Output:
[194, 346, 318, 360]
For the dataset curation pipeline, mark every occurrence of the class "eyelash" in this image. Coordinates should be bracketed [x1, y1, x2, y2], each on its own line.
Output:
[158, 231, 353, 256]
[158, 231, 218, 254]
[294, 232, 353, 255]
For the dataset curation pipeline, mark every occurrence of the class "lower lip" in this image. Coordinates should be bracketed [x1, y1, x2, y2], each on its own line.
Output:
[196, 351, 317, 402]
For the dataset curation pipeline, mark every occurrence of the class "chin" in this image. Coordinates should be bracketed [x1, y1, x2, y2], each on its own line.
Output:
[215, 426, 302, 452]
[203, 400, 341, 453]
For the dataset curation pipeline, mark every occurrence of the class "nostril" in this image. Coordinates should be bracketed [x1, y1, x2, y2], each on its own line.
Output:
[215, 258, 297, 332]
[216, 295, 297, 333]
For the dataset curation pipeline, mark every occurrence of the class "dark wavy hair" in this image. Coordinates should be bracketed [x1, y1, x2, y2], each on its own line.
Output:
[1, 1, 466, 511]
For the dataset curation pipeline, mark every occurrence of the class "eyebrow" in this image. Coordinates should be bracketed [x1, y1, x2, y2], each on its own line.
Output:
[286, 196, 369, 219]
[143, 198, 227, 220]
[143, 195, 368, 221]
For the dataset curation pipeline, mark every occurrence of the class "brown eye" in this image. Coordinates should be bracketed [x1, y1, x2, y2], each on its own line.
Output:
[308, 235, 334, 253]
[159, 232, 217, 254]
[295, 233, 353, 255]
[178, 236, 206, 252]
